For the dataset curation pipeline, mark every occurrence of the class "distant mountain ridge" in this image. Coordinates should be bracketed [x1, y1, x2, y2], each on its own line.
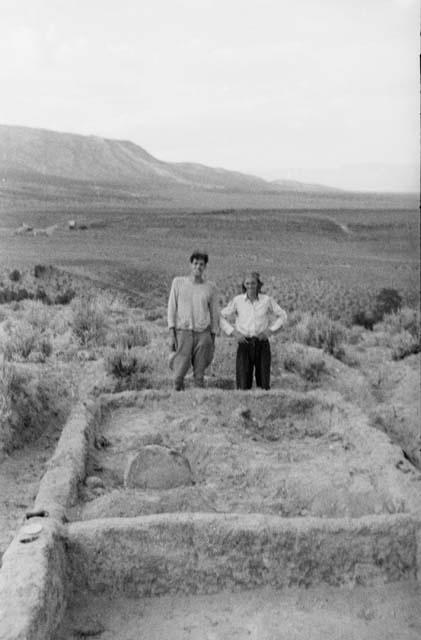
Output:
[0, 124, 417, 211]
[0, 124, 269, 190]
[271, 178, 341, 193]
[0, 124, 331, 194]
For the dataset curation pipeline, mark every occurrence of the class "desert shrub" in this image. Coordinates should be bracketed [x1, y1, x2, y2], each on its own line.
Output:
[0, 359, 72, 452]
[1, 361, 44, 449]
[107, 323, 149, 350]
[144, 309, 165, 322]
[352, 289, 404, 330]
[377, 307, 420, 340]
[16, 288, 30, 301]
[39, 337, 53, 358]
[105, 348, 153, 390]
[35, 286, 51, 305]
[352, 309, 376, 330]
[71, 296, 107, 346]
[105, 348, 139, 377]
[0, 288, 35, 304]
[9, 269, 21, 282]
[2, 320, 39, 360]
[0, 287, 14, 304]
[0, 359, 15, 448]
[294, 313, 346, 357]
[375, 288, 402, 318]
[34, 264, 47, 278]
[281, 344, 327, 383]
[390, 330, 420, 361]
[348, 325, 364, 345]
[55, 288, 76, 305]
[22, 300, 52, 332]
[2, 319, 53, 362]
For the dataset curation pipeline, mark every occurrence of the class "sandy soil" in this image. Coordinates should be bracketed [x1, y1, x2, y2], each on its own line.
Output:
[54, 581, 421, 640]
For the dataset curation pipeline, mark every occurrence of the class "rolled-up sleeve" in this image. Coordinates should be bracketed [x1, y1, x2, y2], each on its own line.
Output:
[220, 298, 236, 335]
[268, 298, 287, 333]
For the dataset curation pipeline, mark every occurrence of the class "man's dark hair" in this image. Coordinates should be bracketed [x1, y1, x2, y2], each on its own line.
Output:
[190, 251, 209, 265]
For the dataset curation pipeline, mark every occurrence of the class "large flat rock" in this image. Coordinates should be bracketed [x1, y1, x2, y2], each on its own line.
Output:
[124, 445, 193, 490]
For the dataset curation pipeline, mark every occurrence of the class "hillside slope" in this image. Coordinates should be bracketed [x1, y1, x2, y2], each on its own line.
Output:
[0, 124, 417, 211]
[0, 124, 281, 193]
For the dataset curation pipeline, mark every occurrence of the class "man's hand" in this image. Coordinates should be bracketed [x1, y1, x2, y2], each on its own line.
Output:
[257, 330, 271, 340]
[233, 329, 247, 343]
[169, 329, 177, 352]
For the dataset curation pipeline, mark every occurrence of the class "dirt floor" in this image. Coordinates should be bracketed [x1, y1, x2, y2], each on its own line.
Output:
[71, 386, 421, 522]
[54, 580, 421, 640]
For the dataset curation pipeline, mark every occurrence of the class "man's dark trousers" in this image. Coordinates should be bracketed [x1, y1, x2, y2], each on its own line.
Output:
[236, 337, 271, 390]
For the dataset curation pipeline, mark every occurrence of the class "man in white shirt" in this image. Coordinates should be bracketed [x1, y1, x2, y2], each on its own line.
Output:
[220, 272, 287, 390]
[168, 251, 219, 390]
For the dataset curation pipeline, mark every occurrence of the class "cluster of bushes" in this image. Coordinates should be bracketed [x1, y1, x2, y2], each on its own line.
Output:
[107, 323, 149, 350]
[0, 266, 76, 306]
[70, 295, 155, 389]
[0, 358, 72, 453]
[389, 331, 420, 361]
[105, 348, 152, 391]
[2, 319, 52, 362]
[376, 307, 420, 360]
[0, 284, 75, 306]
[352, 288, 403, 330]
[281, 343, 327, 383]
[70, 296, 108, 347]
[1, 300, 59, 362]
[293, 312, 347, 358]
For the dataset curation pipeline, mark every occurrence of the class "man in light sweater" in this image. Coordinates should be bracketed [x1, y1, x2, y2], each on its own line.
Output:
[220, 271, 287, 390]
[167, 251, 219, 391]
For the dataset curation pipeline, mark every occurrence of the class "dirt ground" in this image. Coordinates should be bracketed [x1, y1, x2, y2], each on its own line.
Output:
[0, 419, 61, 558]
[72, 383, 421, 524]
[0, 361, 101, 561]
[54, 580, 421, 640]
[0, 328, 419, 638]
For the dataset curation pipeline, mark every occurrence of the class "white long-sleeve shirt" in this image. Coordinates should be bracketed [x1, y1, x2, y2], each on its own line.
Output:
[167, 276, 219, 334]
[220, 293, 287, 337]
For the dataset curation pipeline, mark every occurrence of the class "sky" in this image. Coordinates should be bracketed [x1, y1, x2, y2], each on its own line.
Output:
[0, 0, 419, 191]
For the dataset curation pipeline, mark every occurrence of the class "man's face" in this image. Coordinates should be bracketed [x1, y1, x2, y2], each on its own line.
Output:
[190, 258, 206, 278]
[244, 275, 258, 297]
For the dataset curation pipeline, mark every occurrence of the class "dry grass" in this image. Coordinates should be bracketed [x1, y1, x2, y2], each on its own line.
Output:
[376, 307, 420, 339]
[390, 331, 420, 361]
[104, 347, 153, 391]
[71, 295, 108, 347]
[106, 323, 149, 350]
[0, 358, 74, 452]
[293, 312, 347, 357]
[279, 343, 327, 383]
[1, 318, 52, 362]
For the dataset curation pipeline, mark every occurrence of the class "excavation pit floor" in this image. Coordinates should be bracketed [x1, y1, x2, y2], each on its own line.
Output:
[54, 580, 421, 640]
[72, 390, 419, 521]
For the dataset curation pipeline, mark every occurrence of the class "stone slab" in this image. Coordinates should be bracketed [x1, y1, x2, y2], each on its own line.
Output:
[124, 445, 194, 490]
